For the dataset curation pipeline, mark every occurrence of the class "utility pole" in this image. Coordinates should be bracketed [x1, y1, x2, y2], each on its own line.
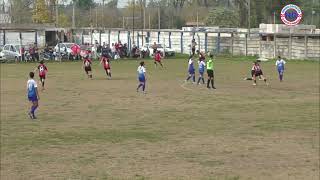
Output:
[123, 16, 125, 28]
[143, 6, 146, 29]
[273, 11, 276, 24]
[149, 14, 151, 29]
[55, 0, 59, 27]
[102, 0, 105, 27]
[95, 7, 98, 27]
[142, 5, 145, 46]
[311, 0, 315, 25]
[248, 0, 251, 37]
[133, 0, 135, 44]
[197, 10, 199, 29]
[158, 6, 160, 29]
[89, 6, 92, 27]
[72, 0, 75, 28]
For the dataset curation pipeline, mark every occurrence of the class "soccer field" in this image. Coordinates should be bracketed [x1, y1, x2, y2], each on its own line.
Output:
[1, 57, 319, 179]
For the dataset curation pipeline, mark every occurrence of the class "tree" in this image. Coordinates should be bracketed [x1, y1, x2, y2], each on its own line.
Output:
[58, 13, 69, 27]
[10, 0, 33, 24]
[206, 7, 240, 27]
[76, 0, 95, 10]
[106, 0, 118, 8]
[32, 0, 50, 23]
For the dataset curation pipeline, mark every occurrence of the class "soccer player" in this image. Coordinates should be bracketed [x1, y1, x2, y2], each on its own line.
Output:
[27, 72, 40, 119]
[100, 56, 111, 79]
[244, 61, 261, 81]
[137, 61, 146, 93]
[151, 42, 158, 56]
[197, 58, 206, 85]
[206, 54, 216, 89]
[275, 56, 286, 82]
[34, 60, 48, 91]
[198, 50, 206, 62]
[252, 61, 268, 86]
[83, 54, 93, 79]
[154, 51, 164, 68]
[185, 55, 196, 83]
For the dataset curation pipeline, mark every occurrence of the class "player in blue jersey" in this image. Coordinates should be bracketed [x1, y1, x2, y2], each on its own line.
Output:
[197, 58, 206, 85]
[137, 61, 147, 93]
[27, 72, 40, 119]
[185, 55, 196, 83]
[275, 56, 286, 82]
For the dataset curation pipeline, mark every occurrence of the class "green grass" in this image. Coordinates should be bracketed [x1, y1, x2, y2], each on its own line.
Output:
[1, 56, 319, 179]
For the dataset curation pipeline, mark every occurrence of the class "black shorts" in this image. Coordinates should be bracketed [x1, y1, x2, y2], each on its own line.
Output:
[85, 66, 92, 72]
[207, 69, 214, 77]
[251, 70, 255, 77]
[254, 70, 263, 76]
[39, 76, 46, 80]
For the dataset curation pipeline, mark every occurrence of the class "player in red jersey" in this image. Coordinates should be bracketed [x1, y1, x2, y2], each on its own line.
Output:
[100, 56, 111, 79]
[34, 60, 48, 91]
[83, 54, 93, 79]
[154, 51, 163, 68]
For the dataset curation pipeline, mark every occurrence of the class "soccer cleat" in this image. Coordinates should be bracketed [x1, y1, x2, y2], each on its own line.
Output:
[207, 86, 211, 89]
[212, 86, 216, 89]
[28, 112, 33, 119]
[253, 83, 257, 86]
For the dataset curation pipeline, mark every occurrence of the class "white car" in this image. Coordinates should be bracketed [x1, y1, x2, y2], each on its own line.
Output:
[0, 44, 23, 62]
[54, 43, 74, 55]
[141, 43, 175, 57]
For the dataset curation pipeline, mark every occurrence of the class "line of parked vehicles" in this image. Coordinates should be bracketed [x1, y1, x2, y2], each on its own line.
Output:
[0, 42, 176, 63]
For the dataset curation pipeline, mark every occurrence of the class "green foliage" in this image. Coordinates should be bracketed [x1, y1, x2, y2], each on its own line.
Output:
[32, 0, 50, 23]
[106, 0, 118, 8]
[206, 8, 239, 27]
[58, 13, 70, 28]
[76, 0, 95, 10]
[11, 0, 33, 24]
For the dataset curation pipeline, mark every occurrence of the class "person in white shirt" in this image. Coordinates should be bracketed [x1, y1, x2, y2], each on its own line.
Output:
[275, 56, 286, 82]
[27, 72, 40, 119]
[185, 55, 196, 83]
[111, 43, 116, 59]
[197, 58, 206, 85]
[137, 61, 147, 93]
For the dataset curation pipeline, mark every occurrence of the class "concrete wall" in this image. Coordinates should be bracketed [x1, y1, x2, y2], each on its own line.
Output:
[1, 29, 319, 60]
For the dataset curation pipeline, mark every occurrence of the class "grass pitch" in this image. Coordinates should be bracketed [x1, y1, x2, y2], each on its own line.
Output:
[0, 56, 319, 180]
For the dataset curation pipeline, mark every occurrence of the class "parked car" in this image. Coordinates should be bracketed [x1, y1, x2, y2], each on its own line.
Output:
[0, 45, 4, 62]
[54, 43, 75, 55]
[0, 44, 23, 62]
[140, 43, 175, 57]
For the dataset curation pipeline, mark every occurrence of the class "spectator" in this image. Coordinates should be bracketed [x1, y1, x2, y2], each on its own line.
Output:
[97, 42, 102, 56]
[29, 44, 35, 61]
[151, 42, 157, 56]
[34, 43, 39, 61]
[20, 46, 25, 62]
[44, 44, 54, 60]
